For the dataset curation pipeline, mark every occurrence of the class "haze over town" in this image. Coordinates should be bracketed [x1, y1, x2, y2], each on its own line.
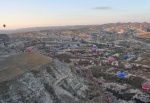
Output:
[0, 0, 150, 29]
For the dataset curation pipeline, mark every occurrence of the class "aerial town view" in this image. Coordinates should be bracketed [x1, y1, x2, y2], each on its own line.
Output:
[0, 0, 150, 103]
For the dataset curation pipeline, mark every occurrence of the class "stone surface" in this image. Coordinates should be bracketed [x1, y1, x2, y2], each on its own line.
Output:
[0, 59, 88, 103]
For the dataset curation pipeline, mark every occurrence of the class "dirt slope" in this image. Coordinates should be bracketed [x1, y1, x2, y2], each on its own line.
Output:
[0, 52, 50, 81]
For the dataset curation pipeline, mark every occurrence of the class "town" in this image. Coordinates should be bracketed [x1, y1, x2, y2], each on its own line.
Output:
[0, 22, 150, 103]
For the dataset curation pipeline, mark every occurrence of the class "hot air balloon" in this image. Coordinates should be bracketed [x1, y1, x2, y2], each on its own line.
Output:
[67, 44, 71, 48]
[3, 24, 6, 28]
[55, 45, 60, 52]
[26, 47, 32, 52]
[123, 54, 128, 60]
[56, 48, 59, 52]
[72, 50, 76, 54]
[117, 71, 125, 80]
[77, 43, 80, 46]
[91, 48, 96, 53]
[96, 50, 100, 55]
[93, 45, 96, 47]
[55, 45, 60, 49]
[142, 83, 150, 91]
[108, 57, 115, 63]
[126, 48, 131, 52]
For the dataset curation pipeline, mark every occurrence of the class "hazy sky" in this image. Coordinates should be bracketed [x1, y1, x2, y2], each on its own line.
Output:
[0, 0, 150, 29]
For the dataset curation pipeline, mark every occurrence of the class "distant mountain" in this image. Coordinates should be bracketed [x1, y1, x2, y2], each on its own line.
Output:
[1, 23, 150, 41]
[0, 25, 86, 34]
[0, 26, 58, 34]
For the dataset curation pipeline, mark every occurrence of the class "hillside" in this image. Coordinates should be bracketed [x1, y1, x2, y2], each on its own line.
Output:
[0, 23, 150, 103]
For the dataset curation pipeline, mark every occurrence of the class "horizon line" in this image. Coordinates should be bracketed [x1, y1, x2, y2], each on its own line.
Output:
[0, 21, 150, 31]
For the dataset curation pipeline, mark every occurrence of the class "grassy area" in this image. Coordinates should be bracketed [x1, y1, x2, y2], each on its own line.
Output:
[0, 52, 50, 81]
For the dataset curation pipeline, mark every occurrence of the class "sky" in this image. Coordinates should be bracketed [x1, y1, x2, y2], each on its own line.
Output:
[0, 0, 150, 29]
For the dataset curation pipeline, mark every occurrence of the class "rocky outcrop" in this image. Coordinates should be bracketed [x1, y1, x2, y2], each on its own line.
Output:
[0, 59, 87, 103]
[0, 34, 9, 42]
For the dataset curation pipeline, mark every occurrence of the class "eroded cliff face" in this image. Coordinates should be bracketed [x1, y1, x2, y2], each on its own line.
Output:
[0, 60, 87, 103]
